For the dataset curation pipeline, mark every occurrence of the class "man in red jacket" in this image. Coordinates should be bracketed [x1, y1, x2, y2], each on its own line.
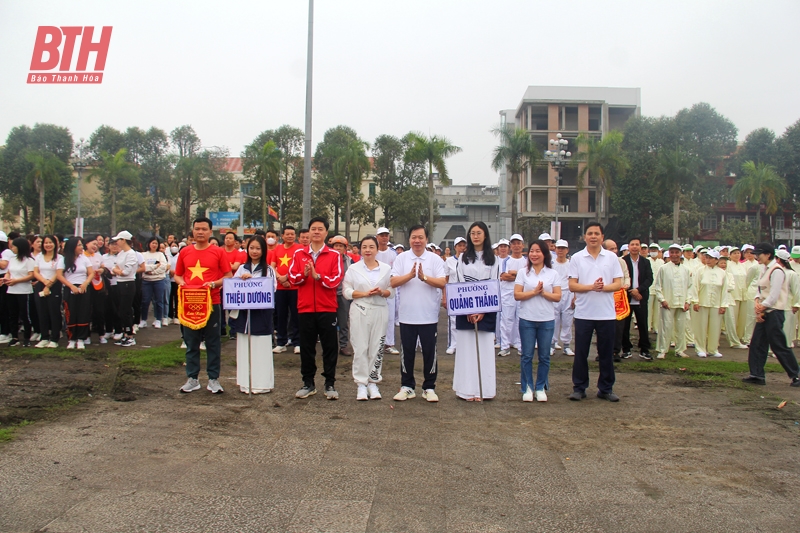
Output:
[288, 217, 344, 400]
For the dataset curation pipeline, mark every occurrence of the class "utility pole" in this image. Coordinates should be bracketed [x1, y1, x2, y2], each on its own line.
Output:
[302, 0, 314, 228]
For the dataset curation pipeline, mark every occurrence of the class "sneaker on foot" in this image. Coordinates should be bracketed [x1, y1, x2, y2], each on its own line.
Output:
[393, 386, 416, 401]
[656, 352, 666, 359]
[742, 376, 766, 385]
[622, 352, 633, 359]
[733, 344, 749, 349]
[113, 333, 123, 341]
[445, 347, 455, 355]
[0, 334, 11, 343]
[356, 384, 368, 401]
[30, 333, 41, 342]
[422, 389, 438, 402]
[294, 345, 300, 354]
[791, 378, 800, 388]
[535, 390, 548, 402]
[77, 340, 85, 350]
[564, 348, 575, 356]
[163, 318, 170, 326]
[711, 352, 723, 358]
[568, 391, 586, 401]
[498, 349, 510, 357]
[295, 385, 317, 398]
[103, 332, 113, 339]
[180, 341, 187, 349]
[207, 379, 224, 394]
[153, 320, 161, 329]
[99, 336, 108, 344]
[367, 383, 381, 399]
[325, 385, 339, 400]
[638, 352, 652, 361]
[200, 342, 206, 350]
[554, 343, 562, 350]
[677, 351, 690, 358]
[385, 346, 400, 355]
[180, 377, 201, 393]
[697, 351, 707, 358]
[119, 337, 136, 347]
[273, 345, 287, 354]
[522, 387, 533, 402]
[494, 343, 500, 349]
[47, 341, 58, 348]
[550, 347, 555, 356]
[138, 320, 147, 329]
[35, 339, 49, 348]
[597, 391, 620, 402]
[67, 341, 76, 349]
[83, 337, 90, 345]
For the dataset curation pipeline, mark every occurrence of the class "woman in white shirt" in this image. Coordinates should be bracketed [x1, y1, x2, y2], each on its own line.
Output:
[343, 236, 394, 401]
[33, 235, 64, 348]
[514, 239, 562, 402]
[112, 232, 140, 347]
[453, 222, 500, 401]
[57, 238, 95, 349]
[140, 236, 169, 329]
[3, 237, 36, 347]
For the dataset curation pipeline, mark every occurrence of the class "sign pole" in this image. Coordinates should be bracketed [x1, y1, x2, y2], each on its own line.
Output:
[246, 311, 252, 397]
[474, 320, 483, 401]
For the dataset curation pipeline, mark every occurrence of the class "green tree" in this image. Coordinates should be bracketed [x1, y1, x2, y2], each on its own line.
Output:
[673, 102, 738, 174]
[314, 126, 362, 233]
[717, 219, 758, 247]
[731, 161, 789, 238]
[655, 148, 699, 242]
[371, 133, 428, 233]
[25, 150, 68, 234]
[404, 133, 462, 237]
[491, 126, 538, 233]
[250, 141, 283, 231]
[137, 127, 174, 236]
[88, 148, 139, 235]
[88, 125, 125, 160]
[737, 127, 777, 170]
[776, 119, 800, 195]
[333, 138, 370, 240]
[576, 130, 628, 224]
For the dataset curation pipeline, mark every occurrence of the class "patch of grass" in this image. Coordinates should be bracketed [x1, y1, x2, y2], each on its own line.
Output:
[0, 346, 82, 359]
[119, 340, 186, 372]
[616, 358, 785, 388]
[0, 420, 33, 443]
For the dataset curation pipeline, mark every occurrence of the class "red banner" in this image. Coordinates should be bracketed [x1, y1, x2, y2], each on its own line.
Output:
[178, 286, 212, 330]
[614, 289, 631, 321]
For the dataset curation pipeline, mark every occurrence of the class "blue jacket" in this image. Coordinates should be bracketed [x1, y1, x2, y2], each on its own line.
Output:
[229, 262, 275, 336]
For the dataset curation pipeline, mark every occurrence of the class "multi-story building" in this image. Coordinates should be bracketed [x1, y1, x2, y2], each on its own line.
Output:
[498, 86, 641, 247]
[432, 178, 499, 251]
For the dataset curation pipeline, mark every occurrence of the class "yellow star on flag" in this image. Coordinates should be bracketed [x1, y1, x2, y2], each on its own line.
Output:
[279, 255, 291, 267]
[187, 260, 209, 282]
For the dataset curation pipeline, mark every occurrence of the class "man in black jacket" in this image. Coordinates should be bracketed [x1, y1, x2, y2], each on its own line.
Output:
[622, 238, 653, 360]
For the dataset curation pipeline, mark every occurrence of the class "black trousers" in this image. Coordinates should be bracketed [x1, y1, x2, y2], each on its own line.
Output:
[34, 282, 63, 342]
[748, 310, 800, 380]
[64, 290, 92, 341]
[622, 299, 651, 352]
[573, 318, 616, 394]
[90, 286, 107, 336]
[399, 322, 438, 390]
[274, 289, 299, 346]
[0, 284, 9, 335]
[106, 284, 122, 334]
[298, 311, 339, 387]
[7, 293, 33, 341]
[117, 281, 136, 335]
[132, 274, 143, 324]
[169, 281, 179, 319]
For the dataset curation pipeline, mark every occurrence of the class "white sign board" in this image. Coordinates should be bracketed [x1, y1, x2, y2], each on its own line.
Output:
[222, 277, 274, 310]
[445, 280, 501, 316]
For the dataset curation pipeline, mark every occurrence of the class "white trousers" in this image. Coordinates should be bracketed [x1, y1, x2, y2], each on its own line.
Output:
[385, 296, 396, 346]
[648, 295, 659, 332]
[447, 315, 457, 350]
[743, 300, 756, 344]
[783, 309, 797, 348]
[657, 306, 687, 354]
[723, 301, 743, 347]
[500, 291, 520, 350]
[694, 307, 722, 355]
[236, 334, 274, 393]
[685, 308, 697, 346]
[453, 329, 496, 399]
[351, 302, 388, 385]
[552, 290, 574, 347]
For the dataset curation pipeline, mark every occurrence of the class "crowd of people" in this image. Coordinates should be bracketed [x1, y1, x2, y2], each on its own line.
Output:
[3, 217, 799, 402]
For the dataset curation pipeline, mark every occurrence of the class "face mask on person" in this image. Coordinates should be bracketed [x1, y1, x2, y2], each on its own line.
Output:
[649, 251, 658, 258]
[170, 246, 179, 254]
[267, 238, 276, 246]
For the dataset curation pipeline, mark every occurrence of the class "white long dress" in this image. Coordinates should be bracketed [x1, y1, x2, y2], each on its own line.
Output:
[453, 251, 500, 399]
[233, 263, 277, 394]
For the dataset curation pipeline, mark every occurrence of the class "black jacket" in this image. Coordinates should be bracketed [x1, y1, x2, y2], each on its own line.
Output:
[623, 254, 653, 302]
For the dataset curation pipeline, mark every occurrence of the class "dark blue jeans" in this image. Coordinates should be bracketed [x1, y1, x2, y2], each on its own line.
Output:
[184, 304, 221, 380]
[573, 318, 616, 394]
[519, 318, 554, 392]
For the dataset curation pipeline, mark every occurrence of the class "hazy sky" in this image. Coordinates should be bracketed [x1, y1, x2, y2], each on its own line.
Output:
[2, 0, 799, 185]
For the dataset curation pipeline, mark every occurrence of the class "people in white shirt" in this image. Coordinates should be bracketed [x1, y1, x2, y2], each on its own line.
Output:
[443, 237, 467, 354]
[499, 235, 527, 356]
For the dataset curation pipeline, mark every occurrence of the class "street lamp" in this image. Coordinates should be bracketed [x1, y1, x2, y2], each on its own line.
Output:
[543, 133, 571, 240]
[238, 184, 262, 237]
[70, 138, 89, 237]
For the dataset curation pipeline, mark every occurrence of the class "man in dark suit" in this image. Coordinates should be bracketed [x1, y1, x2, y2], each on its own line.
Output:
[622, 237, 653, 360]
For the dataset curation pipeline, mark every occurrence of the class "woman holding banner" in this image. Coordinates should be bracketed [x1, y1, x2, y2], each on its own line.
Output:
[514, 240, 561, 402]
[453, 221, 499, 401]
[342, 235, 394, 401]
[230, 235, 277, 394]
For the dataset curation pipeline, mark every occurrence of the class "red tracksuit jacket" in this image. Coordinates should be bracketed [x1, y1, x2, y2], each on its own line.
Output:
[288, 244, 343, 313]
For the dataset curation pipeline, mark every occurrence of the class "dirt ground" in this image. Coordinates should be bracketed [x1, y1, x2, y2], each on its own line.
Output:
[1, 316, 799, 532]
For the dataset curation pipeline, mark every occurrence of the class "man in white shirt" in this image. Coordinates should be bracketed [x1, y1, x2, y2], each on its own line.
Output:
[444, 236, 467, 354]
[654, 244, 693, 358]
[390, 225, 447, 402]
[376, 227, 400, 355]
[499, 235, 526, 356]
[568, 222, 624, 402]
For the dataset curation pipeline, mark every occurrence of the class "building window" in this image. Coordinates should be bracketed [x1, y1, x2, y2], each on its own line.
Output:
[588, 191, 596, 213]
[241, 183, 255, 195]
[775, 216, 785, 230]
[702, 214, 718, 231]
[369, 183, 376, 197]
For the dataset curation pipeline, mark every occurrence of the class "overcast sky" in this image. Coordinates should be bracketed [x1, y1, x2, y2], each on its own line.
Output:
[2, 0, 799, 186]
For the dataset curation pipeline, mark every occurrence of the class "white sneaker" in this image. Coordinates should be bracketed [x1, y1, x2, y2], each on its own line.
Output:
[422, 389, 439, 402]
[99, 336, 108, 344]
[113, 333, 123, 341]
[180, 341, 187, 349]
[445, 347, 455, 355]
[103, 332, 113, 339]
[711, 352, 723, 358]
[356, 384, 368, 401]
[550, 347, 555, 356]
[273, 345, 287, 354]
[200, 342, 207, 350]
[564, 348, 575, 356]
[535, 390, 548, 402]
[494, 343, 501, 349]
[132, 325, 139, 334]
[294, 345, 300, 354]
[733, 344, 749, 349]
[153, 320, 161, 329]
[30, 333, 42, 342]
[162, 318, 170, 326]
[67, 341, 76, 349]
[0, 334, 11, 343]
[498, 349, 510, 357]
[35, 339, 49, 348]
[677, 351, 689, 358]
[697, 351, 707, 358]
[367, 383, 381, 399]
[47, 341, 58, 348]
[554, 343, 562, 350]
[384, 346, 399, 355]
[77, 340, 85, 350]
[522, 387, 533, 402]
[84, 337, 91, 345]
[393, 387, 416, 401]
[138, 320, 148, 329]
[656, 352, 666, 359]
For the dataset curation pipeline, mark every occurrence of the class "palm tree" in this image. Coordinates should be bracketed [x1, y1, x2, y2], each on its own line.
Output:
[731, 161, 789, 237]
[88, 148, 137, 235]
[333, 139, 370, 241]
[576, 131, 628, 224]
[252, 141, 283, 231]
[405, 133, 462, 238]
[654, 148, 698, 242]
[25, 151, 65, 235]
[491, 126, 537, 233]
